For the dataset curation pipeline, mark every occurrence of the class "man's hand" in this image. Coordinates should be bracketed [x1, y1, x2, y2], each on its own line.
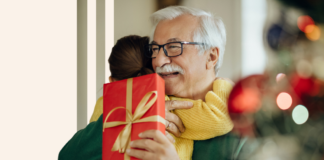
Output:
[126, 130, 180, 160]
[165, 100, 193, 137]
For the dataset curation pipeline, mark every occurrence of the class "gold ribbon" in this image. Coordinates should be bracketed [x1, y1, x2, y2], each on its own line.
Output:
[103, 78, 166, 159]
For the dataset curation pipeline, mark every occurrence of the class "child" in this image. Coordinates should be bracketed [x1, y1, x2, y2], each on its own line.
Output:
[89, 35, 153, 123]
[59, 35, 154, 160]
[90, 35, 233, 160]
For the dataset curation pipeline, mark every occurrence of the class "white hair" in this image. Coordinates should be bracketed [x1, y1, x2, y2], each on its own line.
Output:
[150, 6, 226, 76]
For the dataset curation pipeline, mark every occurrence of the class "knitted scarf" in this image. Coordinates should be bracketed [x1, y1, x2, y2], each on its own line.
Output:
[166, 79, 233, 160]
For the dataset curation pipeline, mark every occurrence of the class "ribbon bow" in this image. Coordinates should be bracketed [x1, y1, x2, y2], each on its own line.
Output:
[103, 78, 166, 155]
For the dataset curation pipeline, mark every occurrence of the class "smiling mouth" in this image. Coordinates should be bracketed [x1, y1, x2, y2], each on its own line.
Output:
[159, 72, 180, 77]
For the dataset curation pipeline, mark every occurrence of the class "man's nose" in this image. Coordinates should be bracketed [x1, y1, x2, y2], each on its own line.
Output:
[153, 46, 171, 68]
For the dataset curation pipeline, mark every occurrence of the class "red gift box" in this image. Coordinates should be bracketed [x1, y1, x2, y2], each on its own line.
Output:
[103, 73, 165, 160]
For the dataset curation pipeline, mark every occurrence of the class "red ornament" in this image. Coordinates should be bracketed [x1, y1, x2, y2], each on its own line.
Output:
[228, 75, 268, 114]
[290, 74, 319, 97]
[290, 74, 324, 117]
[227, 75, 268, 137]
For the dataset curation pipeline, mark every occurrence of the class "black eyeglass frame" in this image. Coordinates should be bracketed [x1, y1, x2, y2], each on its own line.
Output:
[145, 41, 205, 58]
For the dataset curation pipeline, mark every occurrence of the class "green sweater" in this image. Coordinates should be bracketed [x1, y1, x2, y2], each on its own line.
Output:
[59, 114, 243, 160]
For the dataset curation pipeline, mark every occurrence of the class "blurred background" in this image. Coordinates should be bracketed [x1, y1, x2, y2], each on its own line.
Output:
[0, 0, 323, 159]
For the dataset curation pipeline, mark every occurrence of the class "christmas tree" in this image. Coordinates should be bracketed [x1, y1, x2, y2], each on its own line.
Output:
[229, 1, 324, 159]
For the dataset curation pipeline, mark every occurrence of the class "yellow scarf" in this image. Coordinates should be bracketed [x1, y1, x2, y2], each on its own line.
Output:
[89, 79, 233, 160]
[166, 79, 233, 160]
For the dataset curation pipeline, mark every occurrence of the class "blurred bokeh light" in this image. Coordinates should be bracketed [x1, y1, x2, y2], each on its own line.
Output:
[232, 88, 261, 113]
[305, 25, 321, 41]
[291, 75, 319, 97]
[292, 105, 309, 125]
[276, 92, 292, 110]
[296, 60, 313, 78]
[228, 75, 266, 114]
[276, 73, 286, 83]
[312, 57, 324, 80]
[297, 15, 314, 32]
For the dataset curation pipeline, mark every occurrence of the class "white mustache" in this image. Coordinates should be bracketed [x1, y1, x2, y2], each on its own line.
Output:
[155, 64, 184, 74]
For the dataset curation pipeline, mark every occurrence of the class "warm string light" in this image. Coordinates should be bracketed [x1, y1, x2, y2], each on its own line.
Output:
[297, 15, 314, 32]
[276, 92, 292, 110]
[305, 25, 321, 41]
[276, 73, 286, 83]
[232, 88, 261, 113]
[297, 15, 321, 41]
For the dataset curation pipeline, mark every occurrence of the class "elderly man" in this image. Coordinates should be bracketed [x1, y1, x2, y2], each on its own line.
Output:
[125, 6, 240, 160]
[59, 6, 241, 160]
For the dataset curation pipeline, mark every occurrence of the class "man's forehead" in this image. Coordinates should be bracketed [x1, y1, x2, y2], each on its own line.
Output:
[151, 38, 182, 44]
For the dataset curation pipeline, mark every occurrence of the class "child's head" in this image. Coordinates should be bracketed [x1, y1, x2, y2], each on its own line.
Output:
[108, 35, 154, 82]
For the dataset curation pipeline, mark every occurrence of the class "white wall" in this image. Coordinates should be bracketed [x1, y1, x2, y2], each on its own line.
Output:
[0, 0, 77, 159]
[114, 0, 156, 43]
[241, 0, 267, 77]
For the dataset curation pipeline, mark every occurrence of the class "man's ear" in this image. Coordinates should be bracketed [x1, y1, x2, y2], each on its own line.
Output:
[206, 47, 219, 70]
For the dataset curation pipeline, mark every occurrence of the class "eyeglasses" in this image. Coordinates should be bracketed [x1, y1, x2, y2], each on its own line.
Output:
[145, 41, 205, 58]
